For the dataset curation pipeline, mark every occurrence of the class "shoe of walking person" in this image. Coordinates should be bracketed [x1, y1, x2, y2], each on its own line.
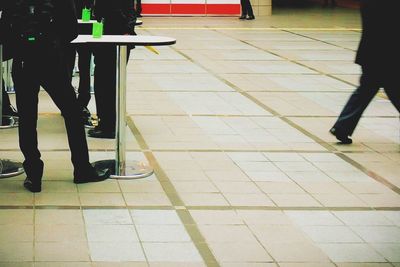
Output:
[329, 127, 352, 144]
[246, 15, 255, 20]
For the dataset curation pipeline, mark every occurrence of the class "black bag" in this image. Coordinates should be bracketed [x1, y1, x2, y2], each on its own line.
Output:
[9, 0, 56, 46]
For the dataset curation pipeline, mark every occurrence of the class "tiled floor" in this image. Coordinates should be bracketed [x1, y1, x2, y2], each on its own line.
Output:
[1, 6, 400, 267]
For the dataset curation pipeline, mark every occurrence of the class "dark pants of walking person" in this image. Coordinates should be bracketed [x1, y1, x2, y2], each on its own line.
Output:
[240, 0, 255, 20]
[332, 66, 400, 141]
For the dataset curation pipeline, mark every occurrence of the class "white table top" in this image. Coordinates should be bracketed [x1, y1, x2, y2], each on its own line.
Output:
[72, 35, 176, 46]
[78, 19, 143, 25]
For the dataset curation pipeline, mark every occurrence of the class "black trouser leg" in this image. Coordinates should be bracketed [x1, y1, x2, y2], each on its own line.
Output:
[14, 59, 43, 176]
[38, 48, 91, 170]
[136, 0, 142, 15]
[333, 68, 380, 136]
[77, 45, 92, 109]
[246, 0, 254, 17]
[1, 79, 12, 114]
[240, 0, 248, 16]
[93, 44, 116, 131]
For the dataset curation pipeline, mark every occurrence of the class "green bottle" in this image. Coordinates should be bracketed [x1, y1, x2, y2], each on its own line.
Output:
[92, 19, 104, 38]
[82, 8, 91, 22]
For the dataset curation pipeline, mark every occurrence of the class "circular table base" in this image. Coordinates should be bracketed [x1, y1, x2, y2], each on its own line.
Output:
[92, 159, 154, 179]
[0, 116, 18, 129]
[0, 160, 24, 179]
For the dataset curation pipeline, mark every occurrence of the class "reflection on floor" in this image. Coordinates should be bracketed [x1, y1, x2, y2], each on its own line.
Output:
[1, 7, 399, 267]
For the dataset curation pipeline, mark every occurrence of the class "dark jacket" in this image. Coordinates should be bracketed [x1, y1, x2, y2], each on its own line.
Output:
[93, 0, 136, 35]
[355, 0, 400, 67]
[1, 0, 78, 47]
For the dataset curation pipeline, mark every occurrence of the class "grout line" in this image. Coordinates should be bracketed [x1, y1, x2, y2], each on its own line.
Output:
[3, 205, 400, 211]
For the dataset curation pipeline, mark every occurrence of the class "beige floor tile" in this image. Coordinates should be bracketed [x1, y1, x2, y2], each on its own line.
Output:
[79, 193, 126, 207]
[208, 242, 273, 262]
[0, 225, 33, 242]
[124, 193, 171, 206]
[41, 181, 77, 193]
[35, 224, 87, 242]
[221, 263, 277, 267]
[136, 225, 191, 242]
[0, 209, 34, 224]
[224, 193, 275, 207]
[279, 263, 336, 267]
[264, 242, 330, 262]
[0, 242, 34, 262]
[83, 209, 132, 225]
[317, 243, 386, 263]
[333, 211, 393, 226]
[190, 210, 244, 225]
[250, 225, 311, 244]
[312, 193, 367, 207]
[35, 242, 90, 261]
[172, 181, 219, 193]
[301, 226, 363, 243]
[77, 180, 121, 193]
[198, 225, 259, 243]
[130, 210, 181, 225]
[370, 243, 400, 262]
[285, 211, 343, 226]
[214, 181, 262, 194]
[34, 193, 80, 206]
[336, 263, 393, 267]
[149, 263, 206, 267]
[34, 263, 92, 267]
[179, 193, 229, 206]
[269, 193, 321, 207]
[356, 193, 400, 207]
[237, 210, 293, 225]
[92, 262, 148, 267]
[86, 225, 139, 242]
[0, 180, 25, 192]
[257, 181, 305, 194]
[119, 180, 164, 193]
[0, 263, 33, 267]
[143, 242, 203, 262]
[89, 242, 145, 261]
[350, 226, 400, 243]
[0, 192, 34, 206]
[35, 209, 84, 225]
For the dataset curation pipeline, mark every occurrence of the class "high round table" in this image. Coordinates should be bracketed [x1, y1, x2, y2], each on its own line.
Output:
[73, 35, 176, 179]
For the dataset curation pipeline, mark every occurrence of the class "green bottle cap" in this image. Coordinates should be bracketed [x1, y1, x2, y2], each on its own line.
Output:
[82, 8, 91, 22]
[92, 21, 103, 38]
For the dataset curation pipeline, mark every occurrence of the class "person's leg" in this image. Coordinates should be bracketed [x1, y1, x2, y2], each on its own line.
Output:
[240, 0, 247, 19]
[38, 46, 110, 183]
[136, 0, 142, 16]
[77, 44, 92, 109]
[90, 44, 116, 137]
[331, 67, 381, 141]
[246, 0, 255, 19]
[13, 58, 43, 192]
[1, 79, 12, 115]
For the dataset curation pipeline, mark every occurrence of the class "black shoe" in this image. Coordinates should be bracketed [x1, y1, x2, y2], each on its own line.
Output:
[239, 15, 246, 20]
[73, 166, 110, 184]
[24, 177, 42, 193]
[330, 127, 352, 144]
[23, 160, 44, 193]
[246, 15, 255, 20]
[87, 126, 115, 139]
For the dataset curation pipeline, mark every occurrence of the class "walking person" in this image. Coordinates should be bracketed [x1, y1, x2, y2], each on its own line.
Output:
[239, 0, 255, 20]
[330, 0, 400, 144]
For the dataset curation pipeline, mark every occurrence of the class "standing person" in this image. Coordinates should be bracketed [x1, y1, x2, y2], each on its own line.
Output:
[133, 0, 142, 18]
[330, 0, 400, 144]
[87, 0, 136, 138]
[2, 0, 110, 192]
[239, 0, 255, 20]
[68, 0, 95, 126]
